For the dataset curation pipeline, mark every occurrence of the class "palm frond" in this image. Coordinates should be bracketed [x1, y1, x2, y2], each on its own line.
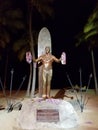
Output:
[17, 48, 27, 61]
[0, 28, 10, 44]
[84, 23, 95, 33]
[31, 0, 54, 18]
[76, 2, 98, 48]
[84, 30, 98, 40]
[5, 9, 23, 19]
[13, 39, 29, 52]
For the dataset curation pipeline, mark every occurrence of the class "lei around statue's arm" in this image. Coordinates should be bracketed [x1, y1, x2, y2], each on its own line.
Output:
[53, 52, 66, 64]
[26, 51, 32, 64]
[26, 51, 41, 63]
[61, 52, 66, 65]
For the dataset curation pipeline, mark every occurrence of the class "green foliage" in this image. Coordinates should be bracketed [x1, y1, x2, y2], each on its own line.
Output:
[84, 23, 95, 33]
[76, 2, 98, 48]
[84, 30, 98, 40]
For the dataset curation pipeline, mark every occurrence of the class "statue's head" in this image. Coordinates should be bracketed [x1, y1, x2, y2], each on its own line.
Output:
[45, 46, 50, 54]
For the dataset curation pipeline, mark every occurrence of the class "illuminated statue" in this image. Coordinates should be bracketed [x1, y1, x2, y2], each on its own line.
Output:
[33, 46, 66, 99]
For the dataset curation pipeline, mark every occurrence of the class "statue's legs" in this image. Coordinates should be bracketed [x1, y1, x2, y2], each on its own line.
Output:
[38, 66, 43, 97]
[46, 69, 52, 98]
[42, 70, 47, 98]
[42, 69, 52, 98]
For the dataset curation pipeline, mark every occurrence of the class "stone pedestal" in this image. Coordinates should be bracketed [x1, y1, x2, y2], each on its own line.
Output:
[16, 98, 79, 130]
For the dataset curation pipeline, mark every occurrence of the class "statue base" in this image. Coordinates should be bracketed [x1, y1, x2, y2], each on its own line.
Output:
[16, 98, 79, 130]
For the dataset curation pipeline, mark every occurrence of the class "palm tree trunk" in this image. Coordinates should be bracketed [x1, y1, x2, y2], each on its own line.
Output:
[26, 0, 36, 98]
[26, 63, 32, 97]
[29, 4, 36, 98]
[30, 62, 36, 98]
[91, 49, 98, 94]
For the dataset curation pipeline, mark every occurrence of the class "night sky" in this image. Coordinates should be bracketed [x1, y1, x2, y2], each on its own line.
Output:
[0, 0, 98, 90]
[47, 0, 98, 89]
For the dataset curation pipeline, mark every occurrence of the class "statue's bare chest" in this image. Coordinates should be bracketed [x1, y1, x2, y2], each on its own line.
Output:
[42, 55, 53, 63]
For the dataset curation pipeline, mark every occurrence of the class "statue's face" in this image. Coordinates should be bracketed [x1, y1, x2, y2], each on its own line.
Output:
[45, 46, 50, 54]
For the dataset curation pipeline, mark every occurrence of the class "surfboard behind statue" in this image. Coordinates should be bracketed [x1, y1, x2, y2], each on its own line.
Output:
[38, 27, 52, 97]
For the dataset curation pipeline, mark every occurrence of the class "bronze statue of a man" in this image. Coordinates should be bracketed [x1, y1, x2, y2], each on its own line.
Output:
[33, 46, 61, 98]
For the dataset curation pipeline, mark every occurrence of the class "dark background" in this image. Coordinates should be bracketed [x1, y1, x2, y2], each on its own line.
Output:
[0, 0, 98, 90]
[49, 0, 98, 89]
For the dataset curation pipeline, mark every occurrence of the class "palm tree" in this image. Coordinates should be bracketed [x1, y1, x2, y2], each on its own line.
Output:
[0, 0, 54, 97]
[13, 31, 38, 97]
[25, 0, 54, 98]
[75, 3, 98, 94]
[0, 0, 25, 89]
